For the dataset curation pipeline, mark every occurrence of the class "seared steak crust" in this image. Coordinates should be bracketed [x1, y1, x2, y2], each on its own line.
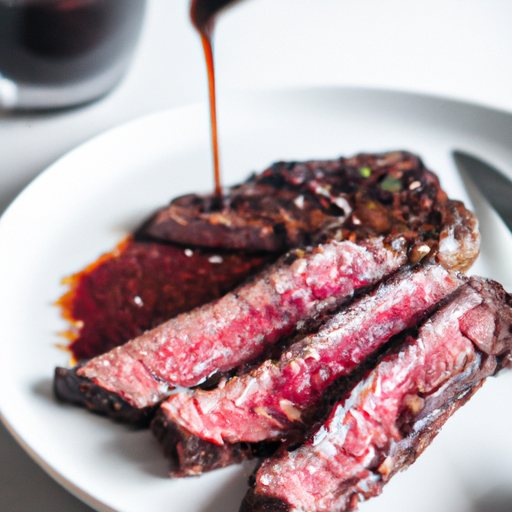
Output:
[243, 278, 512, 512]
[435, 200, 480, 272]
[142, 151, 479, 271]
[53, 364, 156, 426]
[151, 408, 253, 476]
[151, 408, 280, 477]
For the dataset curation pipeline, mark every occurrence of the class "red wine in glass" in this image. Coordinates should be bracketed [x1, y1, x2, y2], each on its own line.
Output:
[0, 0, 146, 109]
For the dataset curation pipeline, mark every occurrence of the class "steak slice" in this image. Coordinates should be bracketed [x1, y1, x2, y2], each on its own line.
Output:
[55, 237, 405, 417]
[158, 264, 463, 446]
[242, 277, 512, 512]
[141, 151, 479, 272]
[151, 414, 280, 477]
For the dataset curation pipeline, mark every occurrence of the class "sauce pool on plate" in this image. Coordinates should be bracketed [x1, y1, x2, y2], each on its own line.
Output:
[58, 236, 271, 362]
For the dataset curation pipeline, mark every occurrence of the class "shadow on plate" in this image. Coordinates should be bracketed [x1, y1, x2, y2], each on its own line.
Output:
[33, 376, 171, 478]
[472, 486, 512, 512]
[103, 426, 171, 478]
[201, 462, 255, 512]
[32, 377, 55, 402]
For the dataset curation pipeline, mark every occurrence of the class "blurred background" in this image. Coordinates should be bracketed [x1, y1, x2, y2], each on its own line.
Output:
[0, 0, 511, 510]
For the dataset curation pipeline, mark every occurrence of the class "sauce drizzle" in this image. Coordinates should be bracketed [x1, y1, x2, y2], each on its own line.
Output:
[190, 0, 239, 196]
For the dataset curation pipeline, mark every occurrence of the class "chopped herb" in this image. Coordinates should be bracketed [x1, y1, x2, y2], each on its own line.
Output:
[381, 175, 402, 192]
[360, 166, 372, 178]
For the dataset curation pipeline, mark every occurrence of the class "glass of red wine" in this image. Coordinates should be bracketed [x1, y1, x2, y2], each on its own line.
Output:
[0, 0, 146, 110]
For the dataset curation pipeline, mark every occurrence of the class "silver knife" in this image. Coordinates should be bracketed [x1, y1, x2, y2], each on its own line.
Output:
[452, 150, 512, 233]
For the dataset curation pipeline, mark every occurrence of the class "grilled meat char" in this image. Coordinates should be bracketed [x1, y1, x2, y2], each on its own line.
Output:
[242, 277, 512, 512]
[151, 415, 280, 477]
[54, 361, 158, 425]
[142, 151, 479, 272]
[158, 264, 463, 447]
[55, 237, 406, 418]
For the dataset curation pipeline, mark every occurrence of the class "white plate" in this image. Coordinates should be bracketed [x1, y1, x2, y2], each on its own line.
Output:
[1, 87, 512, 512]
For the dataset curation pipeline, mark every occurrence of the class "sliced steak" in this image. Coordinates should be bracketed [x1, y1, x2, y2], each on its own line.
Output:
[243, 277, 512, 512]
[55, 237, 405, 417]
[59, 151, 479, 364]
[54, 150, 480, 427]
[158, 264, 463, 446]
[151, 413, 280, 477]
[141, 151, 479, 272]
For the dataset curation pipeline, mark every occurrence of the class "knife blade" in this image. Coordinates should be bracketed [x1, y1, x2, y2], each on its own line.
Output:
[452, 150, 512, 233]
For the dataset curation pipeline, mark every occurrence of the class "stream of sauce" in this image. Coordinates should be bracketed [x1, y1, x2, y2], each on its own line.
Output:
[60, 1, 253, 362]
[190, 0, 239, 196]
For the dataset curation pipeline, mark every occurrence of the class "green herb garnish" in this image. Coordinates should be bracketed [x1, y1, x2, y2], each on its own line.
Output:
[360, 166, 371, 178]
[381, 175, 402, 192]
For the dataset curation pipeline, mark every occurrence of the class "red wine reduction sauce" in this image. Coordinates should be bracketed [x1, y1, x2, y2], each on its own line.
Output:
[190, 0, 240, 196]
[58, 236, 271, 362]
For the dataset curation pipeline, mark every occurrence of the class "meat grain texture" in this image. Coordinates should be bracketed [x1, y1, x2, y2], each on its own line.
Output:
[52, 150, 498, 509]
[159, 264, 463, 446]
[242, 277, 512, 512]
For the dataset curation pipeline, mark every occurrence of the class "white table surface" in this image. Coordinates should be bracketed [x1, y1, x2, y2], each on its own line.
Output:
[1, 0, 511, 510]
